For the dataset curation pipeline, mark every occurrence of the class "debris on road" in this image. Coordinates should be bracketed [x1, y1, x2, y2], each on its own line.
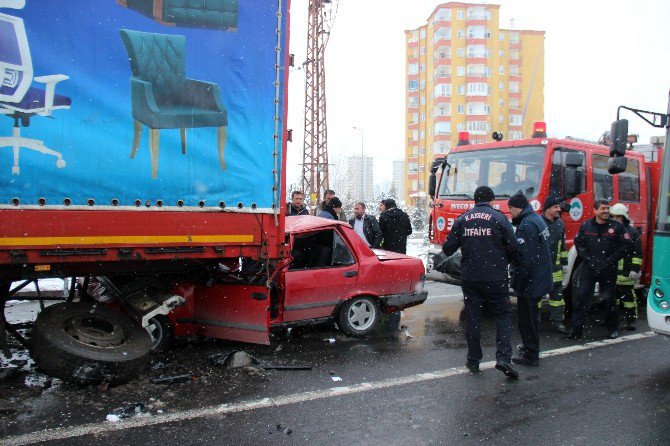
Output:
[324, 338, 336, 344]
[151, 374, 192, 385]
[276, 424, 292, 435]
[106, 403, 147, 422]
[329, 371, 342, 382]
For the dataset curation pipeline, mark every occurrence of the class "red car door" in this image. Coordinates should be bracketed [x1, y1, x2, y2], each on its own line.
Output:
[282, 227, 359, 322]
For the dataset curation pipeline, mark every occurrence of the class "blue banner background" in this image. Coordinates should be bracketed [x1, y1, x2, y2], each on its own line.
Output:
[0, 0, 286, 209]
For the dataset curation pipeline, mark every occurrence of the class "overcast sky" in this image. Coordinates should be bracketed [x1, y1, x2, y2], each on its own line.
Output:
[286, 0, 670, 187]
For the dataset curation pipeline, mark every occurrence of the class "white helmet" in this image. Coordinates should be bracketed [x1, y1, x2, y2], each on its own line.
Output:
[610, 203, 630, 221]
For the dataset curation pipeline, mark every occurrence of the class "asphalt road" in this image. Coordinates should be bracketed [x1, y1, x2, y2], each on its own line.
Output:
[1, 281, 669, 445]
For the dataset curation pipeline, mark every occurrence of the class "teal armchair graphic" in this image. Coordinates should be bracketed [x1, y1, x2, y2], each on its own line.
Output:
[118, 0, 238, 31]
[119, 29, 228, 179]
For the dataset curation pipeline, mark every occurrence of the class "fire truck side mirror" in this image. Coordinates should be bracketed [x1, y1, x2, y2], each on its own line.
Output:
[608, 156, 628, 174]
[564, 168, 582, 197]
[609, 119, 628, 157]
[428, 172, 437, 199]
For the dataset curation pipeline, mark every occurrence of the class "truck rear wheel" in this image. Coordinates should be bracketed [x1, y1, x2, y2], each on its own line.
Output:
[338, 296, 380, 337]
[31, 302, 151, 385]
[147, 314, 175, 353]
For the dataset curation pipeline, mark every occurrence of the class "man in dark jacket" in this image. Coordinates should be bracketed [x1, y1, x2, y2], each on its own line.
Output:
[286, 190, 309, 216]
[610, 203, 643, 330]
[313, 189, 346, 221]
[317, 197, 343, 220]
[348, 202, 382, 248]
[540, 196, 569, 333]
[378, 199, 412, 254]
[568, 199, 631, 340]
[443, 186, 520, 379]
[508, 192, 553, 366]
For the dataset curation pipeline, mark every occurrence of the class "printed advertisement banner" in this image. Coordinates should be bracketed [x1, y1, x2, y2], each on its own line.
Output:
[0, 0, 286, 211]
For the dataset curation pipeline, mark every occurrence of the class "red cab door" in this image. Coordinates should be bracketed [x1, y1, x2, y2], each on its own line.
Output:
[283, 228, 359, 322]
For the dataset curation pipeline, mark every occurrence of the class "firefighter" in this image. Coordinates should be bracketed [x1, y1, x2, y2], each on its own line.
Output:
[567, 199, 631, 340]
[610, 203, 643, 330]
[508, 192, 553, 367]
[539, 196, 569, 334]
[442, 186, 520, 379]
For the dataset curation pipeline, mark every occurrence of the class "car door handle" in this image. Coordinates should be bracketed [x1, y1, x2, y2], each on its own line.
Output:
[343, 270, 358, 278]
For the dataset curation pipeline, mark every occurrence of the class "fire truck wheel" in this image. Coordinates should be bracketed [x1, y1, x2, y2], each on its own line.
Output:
[146, 314, 175, 353]
[338, 296, 380, 337]
[31, 302, 151, 385]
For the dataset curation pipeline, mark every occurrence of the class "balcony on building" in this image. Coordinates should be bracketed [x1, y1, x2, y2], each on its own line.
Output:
[432, 26, 452, 48]
[434, 114, 451, 123]
[434, 133, 451, 142]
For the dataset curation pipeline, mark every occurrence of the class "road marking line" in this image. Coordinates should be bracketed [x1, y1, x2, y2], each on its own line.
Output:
[0, 331, 657, 446]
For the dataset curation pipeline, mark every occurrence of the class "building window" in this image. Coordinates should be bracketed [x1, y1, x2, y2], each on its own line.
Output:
[458, 85, 465, 95]
[509, 81, 520, 93]
[420, 113, 425, 122]
[412, 130, 419, 141]
[419, 147, 425, 156]
[499, 82, 504, 90]
[457, 48, 464, 57]
[433, 7, 451, 22]
[418, 180, 425, 190]
[457, 66, 465, 76]
[408, 63, 419, 75]
[434, 83, 452, 97]
[420, 28, 426, 39]
[457, 29, 465, 38]
[434, 122, 450, 134]
[498, 115, 504, 124]
[509, 130, 523, 140]
[499, 34, 505, 42]
[408, 80, 418, 91]
[420, 63, 425, 72]
[466, 120, 489, 135]
[499, 49, 504, 57]
[466, 82, 489, 96]
[420, 96, 426, 105]
[420, 130, 425, 139]
[457, 104, 464, 114]
[499, 66, 504, 75]
[420, 80, 425, 90]
[457, 123, 465, 132]
[419, 164, 425, 173]
[408, 162, 418, 173]
[420, 46, 426, 56]
[457, 10, 464, 20]
[412, 112, 418, 123]
[509, 114, 522, 126]
[498, 99, 504, 106]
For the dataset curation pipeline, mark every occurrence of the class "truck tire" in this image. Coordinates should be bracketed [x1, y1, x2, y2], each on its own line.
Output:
[146, 314, 175, 353]
[338, 296, 380, 337]
[31, 302, 151, 385]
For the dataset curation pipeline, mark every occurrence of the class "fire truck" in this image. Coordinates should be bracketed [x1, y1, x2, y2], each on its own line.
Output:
[426, 122, 664, 304]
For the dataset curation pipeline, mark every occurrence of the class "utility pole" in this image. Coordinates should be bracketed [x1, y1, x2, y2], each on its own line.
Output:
[301, 0, 335, 208]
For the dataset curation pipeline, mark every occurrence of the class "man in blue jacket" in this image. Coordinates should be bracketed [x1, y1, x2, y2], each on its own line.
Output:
[508, 192, 553, 366]
[443, 186, 520, 379]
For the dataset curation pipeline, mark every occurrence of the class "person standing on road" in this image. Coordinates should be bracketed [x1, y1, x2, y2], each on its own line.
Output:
[348, 202, 382, 248]
[610, 203, 643, 331]
[317, 197, 343, 220]
[378, 199, 412, 254]
[539, 196, 569, 333]
[508, 192, 553, 367]
[286, 190, 309, 216]
[567, 199, 631, 340]
[313, 189, 346, 221]
[442, 186, 520, 379]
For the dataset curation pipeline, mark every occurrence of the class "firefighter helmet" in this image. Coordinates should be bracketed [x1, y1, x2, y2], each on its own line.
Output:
[610, 203, 630, 220]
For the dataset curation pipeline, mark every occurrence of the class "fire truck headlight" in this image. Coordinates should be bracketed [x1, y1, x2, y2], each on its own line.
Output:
[660, 301, 669, 311]
[655, 288, 664, 299]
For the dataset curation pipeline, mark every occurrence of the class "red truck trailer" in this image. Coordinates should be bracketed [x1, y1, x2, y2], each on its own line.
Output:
[0, 0, 291, 383]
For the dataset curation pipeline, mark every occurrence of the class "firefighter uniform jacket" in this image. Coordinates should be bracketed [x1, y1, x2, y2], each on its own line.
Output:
[574, 217, 630, 276]
[511, 206, 553, 298]
[442, 203, 518, 282]
[617, 222, 643, 286]
[542, 215, 568, 284]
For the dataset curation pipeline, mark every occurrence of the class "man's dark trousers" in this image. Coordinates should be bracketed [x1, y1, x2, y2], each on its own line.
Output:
[517, 295, 540, 359]
[572, 266, 619, 333]
[462, 280, 512, 364]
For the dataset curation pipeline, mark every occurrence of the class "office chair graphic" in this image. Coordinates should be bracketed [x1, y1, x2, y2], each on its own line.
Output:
[0, 0, 70, 175]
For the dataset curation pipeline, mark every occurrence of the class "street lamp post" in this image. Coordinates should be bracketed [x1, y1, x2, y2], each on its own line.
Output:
[352, 126, 364, 201]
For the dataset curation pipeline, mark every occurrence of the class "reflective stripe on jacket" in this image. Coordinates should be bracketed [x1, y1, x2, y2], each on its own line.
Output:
[617, 222, 643, 286]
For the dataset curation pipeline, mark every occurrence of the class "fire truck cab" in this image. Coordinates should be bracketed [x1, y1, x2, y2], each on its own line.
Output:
[427, 123, 663, 298]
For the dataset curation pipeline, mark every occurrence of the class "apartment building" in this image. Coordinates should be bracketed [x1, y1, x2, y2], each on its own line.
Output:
[404, 2, 545, 206]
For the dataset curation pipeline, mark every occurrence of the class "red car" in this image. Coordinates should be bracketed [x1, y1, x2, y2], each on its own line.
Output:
[277, 216, 427, 336]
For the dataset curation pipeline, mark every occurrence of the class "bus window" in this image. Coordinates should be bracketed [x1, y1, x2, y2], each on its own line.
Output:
[592, 154, 613, 201]
[618, 158, 640, 202]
